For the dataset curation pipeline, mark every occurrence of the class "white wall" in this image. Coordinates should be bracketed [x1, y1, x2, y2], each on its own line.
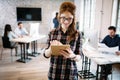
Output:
[0, 0, 74, 45]
[94, 0, 113, 41]
[0, 0, 115, 44]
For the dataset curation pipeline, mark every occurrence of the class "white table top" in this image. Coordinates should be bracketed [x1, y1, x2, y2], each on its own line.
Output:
[11, 35, 46, 43]
[82, 44, 120, 65]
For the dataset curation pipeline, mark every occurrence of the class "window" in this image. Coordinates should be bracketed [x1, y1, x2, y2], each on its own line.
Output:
[79, 0, 96, 37]
[116, 0, 120, 34]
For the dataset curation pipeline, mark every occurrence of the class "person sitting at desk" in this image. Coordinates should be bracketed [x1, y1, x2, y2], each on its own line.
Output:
[14, 22, 30, 53]
[3, 24, 18, 55]
[101, 26, 120, 49]
[14, 22, 29, 37]
[101, 26, 120, 80]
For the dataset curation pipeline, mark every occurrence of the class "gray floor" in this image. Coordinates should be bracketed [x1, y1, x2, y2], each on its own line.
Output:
[0, 46, 120, 80]
[76, 60, 120, 80]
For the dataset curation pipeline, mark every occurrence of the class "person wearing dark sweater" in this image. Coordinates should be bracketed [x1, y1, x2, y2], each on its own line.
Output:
[101, 28, 120, 49]
[101, 26, 120, 80]
[53, 12, 59, 28]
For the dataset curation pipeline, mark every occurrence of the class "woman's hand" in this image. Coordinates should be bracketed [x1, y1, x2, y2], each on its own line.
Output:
[59, 48, 76, 59]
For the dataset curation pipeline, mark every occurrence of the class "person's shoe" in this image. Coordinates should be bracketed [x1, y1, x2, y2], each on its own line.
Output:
[27, 49, 31, 54]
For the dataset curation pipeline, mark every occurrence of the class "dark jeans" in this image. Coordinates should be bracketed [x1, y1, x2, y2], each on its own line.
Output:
[100, 64, 112, 79]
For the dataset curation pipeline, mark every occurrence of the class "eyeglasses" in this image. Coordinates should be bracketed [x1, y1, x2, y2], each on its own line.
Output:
[60, 17, 73, 22]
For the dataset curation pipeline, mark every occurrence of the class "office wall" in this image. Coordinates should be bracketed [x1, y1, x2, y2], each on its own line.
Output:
[0, 0, 114, 45]
[74, 0, 114, 42]
[0, 0, 74, 45]
[94, 0, 113, 41]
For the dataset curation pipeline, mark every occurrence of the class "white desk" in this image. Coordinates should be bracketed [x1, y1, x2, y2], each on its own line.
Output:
[83, 45, 120, 64]
[11, 35, 46, 63]
[11, 35, 46, 43]
[82, 44, 120, 80]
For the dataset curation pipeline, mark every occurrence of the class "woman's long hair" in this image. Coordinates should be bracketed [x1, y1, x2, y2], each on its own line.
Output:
[4, 24, 12, 37]
[58, 2, 78, 42]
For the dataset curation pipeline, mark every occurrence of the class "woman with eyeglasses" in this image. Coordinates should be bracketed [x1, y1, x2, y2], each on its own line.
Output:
[44, 2, 82, 80]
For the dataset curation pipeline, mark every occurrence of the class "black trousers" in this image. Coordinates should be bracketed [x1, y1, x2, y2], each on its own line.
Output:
[100, 64, 112, 79]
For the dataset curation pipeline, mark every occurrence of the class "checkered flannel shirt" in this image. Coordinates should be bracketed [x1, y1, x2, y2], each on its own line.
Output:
[45, 27, 82, 80]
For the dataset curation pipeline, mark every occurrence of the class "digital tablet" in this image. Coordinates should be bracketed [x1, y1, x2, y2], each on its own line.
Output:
[51, 45, 70, 56]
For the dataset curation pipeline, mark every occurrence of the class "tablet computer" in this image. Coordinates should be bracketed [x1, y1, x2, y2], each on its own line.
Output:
[51, 45, 70, 56]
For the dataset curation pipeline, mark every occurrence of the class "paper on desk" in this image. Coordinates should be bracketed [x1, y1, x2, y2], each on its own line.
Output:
[98, 43, 109, 48]
[87, 53, 108, 58]
[107, 56, 120, 63]
[90, 53, 119, 64]
[93, 57, 112, 64]
[98, 46, 118, 55]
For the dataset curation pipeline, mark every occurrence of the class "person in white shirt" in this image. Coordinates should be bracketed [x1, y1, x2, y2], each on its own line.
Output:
[3, 24, 18, 55]
[14, 22, 28, 37]
[14, 22, 30, 53]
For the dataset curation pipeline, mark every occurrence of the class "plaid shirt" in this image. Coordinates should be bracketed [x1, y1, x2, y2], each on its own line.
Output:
[46, 27, 82, 80]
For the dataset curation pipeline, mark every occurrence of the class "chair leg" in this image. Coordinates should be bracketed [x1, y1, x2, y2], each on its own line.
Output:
[15, 47, 18, 56]
[111, 68, 113, 80]
[0, 48, 4, 60]
[11, 49, 13, 62]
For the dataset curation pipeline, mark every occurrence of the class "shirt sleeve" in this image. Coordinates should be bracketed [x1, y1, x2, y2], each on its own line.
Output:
[14, 28, 20, 36]
[101, 39, 105, 43]
[46, 31, 52, 49]
[8, 31, 18, 40]
[74, 32, 83, 56]
[43, 31, 52, 58]
[23, 28, 28, 35]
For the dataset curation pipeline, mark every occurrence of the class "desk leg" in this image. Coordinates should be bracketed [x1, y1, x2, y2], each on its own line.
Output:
[34, 40, 40, 54]
[88, 59, 91, 78]
[35, 40, 40, 54]
[20, 44, 23, 60]
[17, 43, 32, 63]
[78, 55, 95, 79]
[33, 41, 37, 54]
[23, 44, 26, 60]
[96, 65, 99, 80]
[105, 65, 107, 80]
[99, 65, 108, 80]
[29, 41, 39, 57]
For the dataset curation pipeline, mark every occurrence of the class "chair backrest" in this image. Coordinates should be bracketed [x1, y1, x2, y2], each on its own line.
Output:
[2, 36, 11, 48]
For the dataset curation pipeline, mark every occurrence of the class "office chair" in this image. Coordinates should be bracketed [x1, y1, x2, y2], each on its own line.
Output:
[0, 36, 18, 61]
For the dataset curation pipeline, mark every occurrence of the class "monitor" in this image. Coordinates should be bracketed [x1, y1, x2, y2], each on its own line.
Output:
[16, 7, 42, 21]
[30, 23, 40, 37]
[86, 30, 98, 49]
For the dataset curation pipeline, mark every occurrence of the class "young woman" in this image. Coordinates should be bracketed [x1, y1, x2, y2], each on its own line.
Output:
[44, 2, 82, 80]
[4, 24, 18, 47]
